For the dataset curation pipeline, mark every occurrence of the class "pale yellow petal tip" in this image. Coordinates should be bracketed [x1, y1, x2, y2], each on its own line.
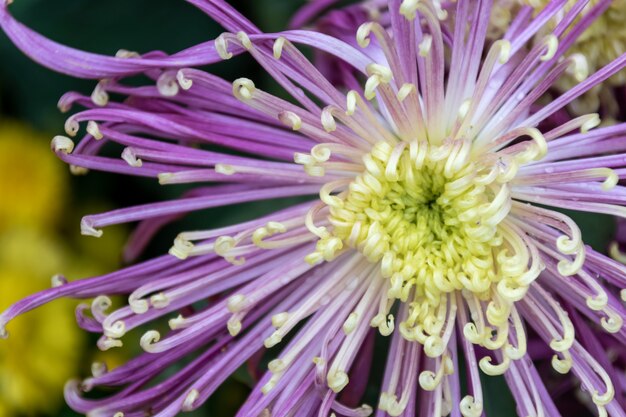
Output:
[215, 164, 236, 175]
[226, 294, 247, 313]
[91, 361, 108, 378]
[327, 370, 349, 393]
[182, 389, 200, 412]
[215, 33, 234, 60]
[98, 337, 123, 351]
[356, 22, 374, 48]
[176, 70, 193, 90]
[227, 318, 242, 336]
[157, 72, 180, 97]
[460, 395, 483, 417]
[158, 173, 174, 185]
[169, 235, 194, 259]
[169, 314, 187, 330]
[601, 169, 618, 191]
[51, 135, 75, 154]
[51, 274, 68, 288]
[121, 147, 143, 167]
[129, 297, 149, 315]
[236, 32, 252, 50]
[64, 117, 80, 138]
[150, 293, 169, 309]
[539, 34, 558, 61]
[278, 111, 302, 131]
[91, 80, 110, 106]
[478, 355, 510, 376]
[70, 165, 89, 176]
[273, 37, 286, 59]
[268, 358, 286, 373]
[87, 121, 104, 140]
[264, 331, 282, 348]
[271, 312, 289, 328]
[379, 392, 407, 416]
[399, 0, 419, 20]
[116, 49, 140, 59]
[232, 78, 256, 101]
[140, 330, 161, 353]
[81, 218, 103, 238]
[609, 241, 626, 265]
[552, 352, 572, 374]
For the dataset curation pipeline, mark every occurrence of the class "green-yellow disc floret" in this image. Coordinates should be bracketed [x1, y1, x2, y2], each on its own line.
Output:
[307, 137, 545, 347]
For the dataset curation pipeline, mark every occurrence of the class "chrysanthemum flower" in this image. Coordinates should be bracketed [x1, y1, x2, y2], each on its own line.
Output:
[2, 1, 626, 416]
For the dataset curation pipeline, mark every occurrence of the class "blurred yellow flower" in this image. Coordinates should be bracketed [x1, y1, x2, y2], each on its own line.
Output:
[0, 120, 127, 416]
[0, 120, 67, 230]
[0, 229, 83, 417]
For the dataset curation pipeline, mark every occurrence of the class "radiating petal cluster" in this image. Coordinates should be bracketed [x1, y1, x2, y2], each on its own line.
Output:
[301, 0, 626, 115]
[2, 1, 626, 417]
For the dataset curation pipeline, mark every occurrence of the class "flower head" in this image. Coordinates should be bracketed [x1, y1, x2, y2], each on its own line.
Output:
[2, 1, 626, 416]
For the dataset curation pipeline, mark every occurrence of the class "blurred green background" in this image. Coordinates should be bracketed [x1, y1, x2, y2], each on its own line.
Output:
[0, 1, 616, 416]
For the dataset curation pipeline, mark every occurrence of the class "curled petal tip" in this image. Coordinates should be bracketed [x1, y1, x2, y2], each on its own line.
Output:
[81, 217, 103, 238]
[356, 22, 373, 48]
[215, 33, 233, 60]
[140, 330, 161, 352]
[51, 135, 75, 154]
[232, 78, 255, 100]
[86, 121, 103, 140]
[227, 318, 242, 336]
[176, 70, 193, 90]
[91, 81, 109, 106]
[460, 396, 483, 417]
[80, 378, 94, 392]
[121, 147, 143, 167]
[327, 370, 349, 393]
[273, 37, 286, 59]
[115, 49, 140, 59]
[539, 34, 558, 61]
[169, 236, 194, 259]
[90, 361, 107, 378]
[183, 389, 200, 411]
[69, 165, 89, 176]
[103, 320, 126, 339]
[129, 297, 149, 315]
[97, 336, 123, 351]
[51, 274, 68, 287]
[64, 117, 80, 137]
[157, 72, 179, 97]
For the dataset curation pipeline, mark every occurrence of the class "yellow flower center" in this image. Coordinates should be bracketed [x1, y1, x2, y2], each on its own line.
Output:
[331, 140, 507, 296]
[307, 136, 546, 346]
